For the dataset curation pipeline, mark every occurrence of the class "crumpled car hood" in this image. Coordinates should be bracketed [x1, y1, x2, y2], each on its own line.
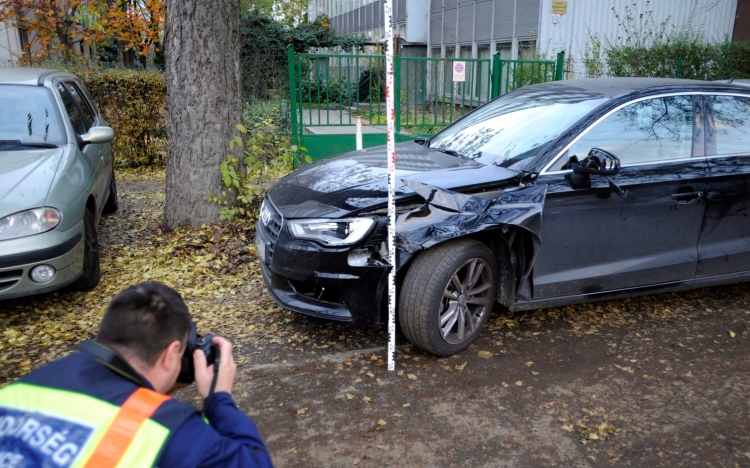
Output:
[0, 148, 64, 218]
[267, 141, 519, 218]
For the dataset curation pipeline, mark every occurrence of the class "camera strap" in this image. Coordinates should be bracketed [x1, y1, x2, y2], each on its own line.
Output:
[78, 340, 149, 388]
[201, 347, 221, 418]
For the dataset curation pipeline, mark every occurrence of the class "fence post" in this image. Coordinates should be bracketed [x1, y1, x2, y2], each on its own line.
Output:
[675, 56, 683, 78]
[491, 52, 501, 99]
[287, 46, 299, 148]
[394, 55, 401, 137]
[555, 51, 565, 81]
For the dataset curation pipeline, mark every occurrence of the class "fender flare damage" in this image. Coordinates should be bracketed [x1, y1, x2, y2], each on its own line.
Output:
[394, 180, 547, 301]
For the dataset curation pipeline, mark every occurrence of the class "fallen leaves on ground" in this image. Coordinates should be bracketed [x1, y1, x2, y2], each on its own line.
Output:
[0, 169, 285, 385]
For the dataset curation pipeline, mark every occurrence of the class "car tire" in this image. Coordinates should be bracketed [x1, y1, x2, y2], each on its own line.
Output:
[72, 209, 101, 291]
[102, 169, 118, 214]
[398, 239, 497, 356]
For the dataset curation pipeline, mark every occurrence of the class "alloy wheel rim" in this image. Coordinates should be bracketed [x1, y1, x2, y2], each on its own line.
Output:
[438, 257, 492, 345]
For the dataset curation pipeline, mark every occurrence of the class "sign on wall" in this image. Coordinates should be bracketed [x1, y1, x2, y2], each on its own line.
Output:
[551, 0, 567, 14]
[453, 61, 466, 82]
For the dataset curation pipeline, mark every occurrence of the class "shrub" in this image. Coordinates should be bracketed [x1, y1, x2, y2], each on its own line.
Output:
[81, 68, 167, 167]
[209, 101, 311, 221]
[602, 3, 750, 80]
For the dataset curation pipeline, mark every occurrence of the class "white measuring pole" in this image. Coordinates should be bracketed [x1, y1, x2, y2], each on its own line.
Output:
[383, 0, 397, 371]
[355, 116, 363, 150]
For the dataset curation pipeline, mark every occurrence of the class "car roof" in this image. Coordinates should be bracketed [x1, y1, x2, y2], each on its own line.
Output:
[518, 77, 750, 101]
[0, 67, 77, 86]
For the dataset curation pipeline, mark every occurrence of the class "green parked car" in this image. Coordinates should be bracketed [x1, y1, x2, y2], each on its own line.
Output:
[0, 68, 117, 300]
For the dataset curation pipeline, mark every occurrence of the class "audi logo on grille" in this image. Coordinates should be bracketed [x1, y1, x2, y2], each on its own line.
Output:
[260, 201, 272, 227]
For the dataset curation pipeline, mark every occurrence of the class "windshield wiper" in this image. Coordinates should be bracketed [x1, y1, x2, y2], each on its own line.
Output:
[0, 140, 58, 149]
[432, 147, 470, 159]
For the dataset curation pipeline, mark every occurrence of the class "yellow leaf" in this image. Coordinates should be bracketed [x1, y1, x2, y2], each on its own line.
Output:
[363, 396, 372, 403]
[377, 445, 389, 451]
[407, 374, 417, 381]
[525, 361, 534, 367]
[561, 425, 573, 432]
[346, 393, 354, 400]
[729, 330, 736, 338]
[403, 403, 410, 408]
[377, 419, 387, 426]
[296, 407, 308, 415]
[515, 381, 523, 386]
[455, 362, 468, 371]
[477, 351, 492, 359]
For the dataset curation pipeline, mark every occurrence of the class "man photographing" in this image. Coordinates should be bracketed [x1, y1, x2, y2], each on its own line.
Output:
[0, 281, 273, 467]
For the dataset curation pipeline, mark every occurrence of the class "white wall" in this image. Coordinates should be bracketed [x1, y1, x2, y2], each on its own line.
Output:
[405, 0, 428, 43]
[0, 24, 21, 66]
[538, 0, 738, 74]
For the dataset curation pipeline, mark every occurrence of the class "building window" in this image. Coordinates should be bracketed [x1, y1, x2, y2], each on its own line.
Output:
[496, 42, 512, 60]
[477, 44, 491, 100]
[519, 41, 537, 60]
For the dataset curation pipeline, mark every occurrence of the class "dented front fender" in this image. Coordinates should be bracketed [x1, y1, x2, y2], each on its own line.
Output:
[395, 180, 547, 281]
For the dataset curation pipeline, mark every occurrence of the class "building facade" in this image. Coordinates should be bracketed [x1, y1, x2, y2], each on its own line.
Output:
[312, 0, 739, 75]
[0, 24, 21, 66]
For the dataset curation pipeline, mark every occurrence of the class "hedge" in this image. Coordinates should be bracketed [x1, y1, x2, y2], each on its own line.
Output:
[80, 69, 166, 167]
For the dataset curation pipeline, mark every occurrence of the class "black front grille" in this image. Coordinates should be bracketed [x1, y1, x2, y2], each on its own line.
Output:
[0, 269, 22, 292]
[259, 198, 283, 260]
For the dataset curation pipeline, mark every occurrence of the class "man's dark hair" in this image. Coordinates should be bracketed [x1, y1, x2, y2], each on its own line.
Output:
[97, 281, 191, 366]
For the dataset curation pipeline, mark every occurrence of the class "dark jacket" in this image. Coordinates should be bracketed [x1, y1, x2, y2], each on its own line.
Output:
[12, 351, 274, 468]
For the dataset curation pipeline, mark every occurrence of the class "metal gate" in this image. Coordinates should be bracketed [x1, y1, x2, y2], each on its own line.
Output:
[288, 47, 564, 161]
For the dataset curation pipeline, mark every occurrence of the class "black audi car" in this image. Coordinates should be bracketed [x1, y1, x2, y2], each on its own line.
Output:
[256, 78, 750, 356]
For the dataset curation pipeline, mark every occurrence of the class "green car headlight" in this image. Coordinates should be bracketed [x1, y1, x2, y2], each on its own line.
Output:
[287, 218, 375, 246]
[0, 207, 62, 241]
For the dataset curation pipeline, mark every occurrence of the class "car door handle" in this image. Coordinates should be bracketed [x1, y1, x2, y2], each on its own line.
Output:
[671, 191, 703, 203]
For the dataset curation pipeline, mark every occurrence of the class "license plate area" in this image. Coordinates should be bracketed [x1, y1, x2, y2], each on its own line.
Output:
[254, 235, 268, 264]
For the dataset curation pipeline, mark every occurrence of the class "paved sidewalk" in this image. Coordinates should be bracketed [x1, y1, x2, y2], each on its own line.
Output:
[301, 108, 387, 135]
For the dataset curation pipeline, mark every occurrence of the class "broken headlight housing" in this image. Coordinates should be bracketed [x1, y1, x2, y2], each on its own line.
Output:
[287, 218, 375, 246]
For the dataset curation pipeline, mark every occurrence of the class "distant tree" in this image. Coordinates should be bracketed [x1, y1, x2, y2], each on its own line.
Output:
[100, 0, 165, 66]
[164, 0, 244, 228]
[241, 11, 366, 99]
[0, 0, 103, 62]
[0, 0, 164, 65]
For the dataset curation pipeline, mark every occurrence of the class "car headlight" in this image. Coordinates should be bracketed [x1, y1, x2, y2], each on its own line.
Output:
[287, 218, 375, 246]
[0, 207, 62, 241]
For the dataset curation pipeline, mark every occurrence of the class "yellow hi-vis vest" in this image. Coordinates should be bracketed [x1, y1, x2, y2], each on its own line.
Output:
[0, 382, 171, 468]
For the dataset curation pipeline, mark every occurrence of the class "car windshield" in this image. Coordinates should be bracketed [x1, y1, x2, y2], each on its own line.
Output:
[0, 85, 65, 148]
[428, 86, 609, 170]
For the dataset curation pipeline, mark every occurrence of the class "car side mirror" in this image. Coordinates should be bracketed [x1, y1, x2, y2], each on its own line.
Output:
[566, 148, 627, 197]
[80, 126, 115, 146]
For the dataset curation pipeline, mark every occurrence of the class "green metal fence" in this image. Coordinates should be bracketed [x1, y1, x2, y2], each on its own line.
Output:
[288, 47, 565, 161]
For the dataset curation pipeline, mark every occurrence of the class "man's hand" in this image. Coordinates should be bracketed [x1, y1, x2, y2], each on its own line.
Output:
[193, 336, 237, 399]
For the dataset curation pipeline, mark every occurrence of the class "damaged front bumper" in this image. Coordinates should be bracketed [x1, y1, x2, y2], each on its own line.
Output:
[257, 181, 548, 325]
[256, 211, 391, 325]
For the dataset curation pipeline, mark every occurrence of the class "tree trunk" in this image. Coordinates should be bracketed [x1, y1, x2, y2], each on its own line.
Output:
[164, 0, 242, 228]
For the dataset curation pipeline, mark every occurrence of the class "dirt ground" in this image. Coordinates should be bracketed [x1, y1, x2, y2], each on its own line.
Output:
[2, 171, 749, 467]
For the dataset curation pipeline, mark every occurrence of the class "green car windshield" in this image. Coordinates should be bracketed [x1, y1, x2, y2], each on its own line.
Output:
[428, 87, 608, 171]
[0, 85, 65, 147]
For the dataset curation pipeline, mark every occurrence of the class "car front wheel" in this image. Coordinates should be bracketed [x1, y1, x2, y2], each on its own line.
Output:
[398, 239, 497, 356]
[72, 209, 101, 291]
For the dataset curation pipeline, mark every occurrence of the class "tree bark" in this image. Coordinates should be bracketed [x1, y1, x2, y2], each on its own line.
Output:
[164, 0, 242, 228]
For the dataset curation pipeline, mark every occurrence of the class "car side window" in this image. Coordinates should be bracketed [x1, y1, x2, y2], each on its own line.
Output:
[706, 95, 750, 156]
[550, 95, 695, 171]
[57, 83, 89, 134]
[65, 82, 96, 127]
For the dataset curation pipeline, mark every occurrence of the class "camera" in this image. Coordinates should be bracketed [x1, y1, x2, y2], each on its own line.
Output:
[178, 322, 219, 383]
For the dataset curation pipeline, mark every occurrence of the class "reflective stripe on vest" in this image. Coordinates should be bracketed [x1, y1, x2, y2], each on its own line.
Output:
[83, 388, 169, 467]
[0, 382, 171, 468]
